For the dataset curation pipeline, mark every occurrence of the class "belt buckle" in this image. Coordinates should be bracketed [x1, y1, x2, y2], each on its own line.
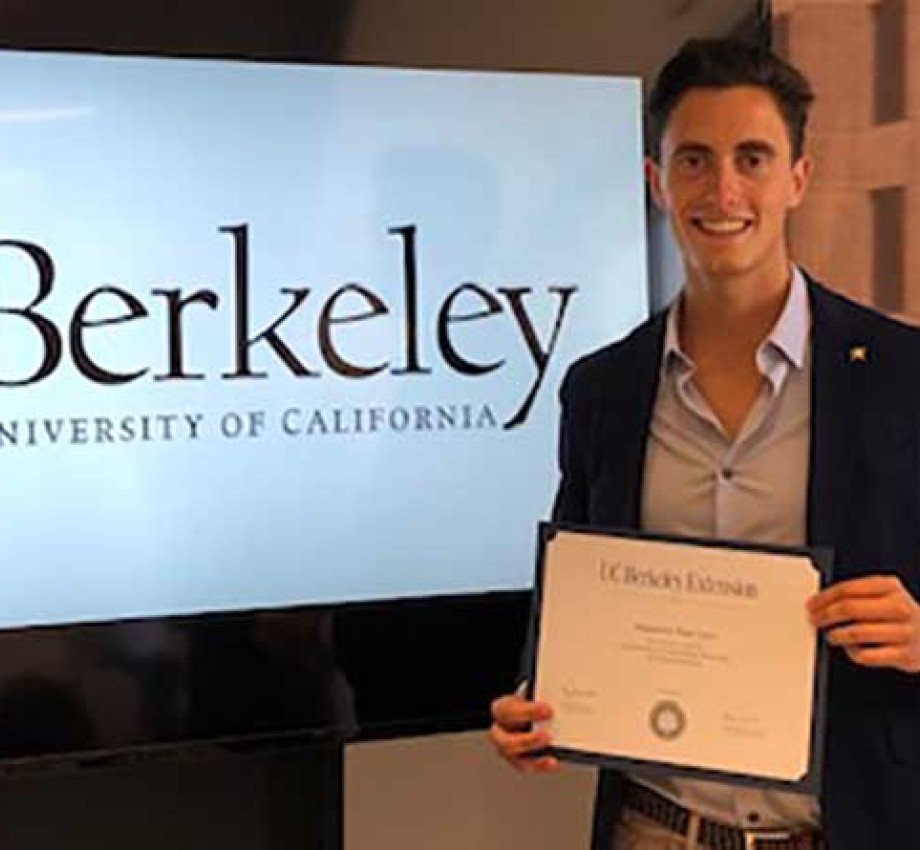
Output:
[743, 828, 795, 849]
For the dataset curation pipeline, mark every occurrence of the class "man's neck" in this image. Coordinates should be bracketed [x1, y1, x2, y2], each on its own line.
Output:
[679, 266, 793, 363]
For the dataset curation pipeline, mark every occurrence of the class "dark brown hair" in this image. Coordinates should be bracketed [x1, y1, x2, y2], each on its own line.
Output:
[647, 37, 815, 162]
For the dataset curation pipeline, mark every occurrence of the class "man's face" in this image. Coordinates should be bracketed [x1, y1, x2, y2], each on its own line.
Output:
[646, 86, 811, 288]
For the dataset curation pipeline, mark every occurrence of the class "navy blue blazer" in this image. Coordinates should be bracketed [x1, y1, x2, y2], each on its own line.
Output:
[549, 277, 920, 850]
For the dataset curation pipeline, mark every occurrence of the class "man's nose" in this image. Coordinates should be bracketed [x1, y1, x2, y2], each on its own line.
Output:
[710, 160, 743, 210]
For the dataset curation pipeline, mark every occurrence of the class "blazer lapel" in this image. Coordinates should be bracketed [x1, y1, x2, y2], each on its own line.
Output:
[806, 281, 862, 551]
[599, 313, 666, 529]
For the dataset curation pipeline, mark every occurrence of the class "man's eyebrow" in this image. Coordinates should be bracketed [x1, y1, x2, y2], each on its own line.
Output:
[736, 139, 777, 156]
[669, 140, 779, 158]
[671, 142, 711, 158]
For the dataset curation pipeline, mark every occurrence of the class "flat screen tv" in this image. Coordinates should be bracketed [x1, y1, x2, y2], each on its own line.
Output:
[0, 3, 661, 769]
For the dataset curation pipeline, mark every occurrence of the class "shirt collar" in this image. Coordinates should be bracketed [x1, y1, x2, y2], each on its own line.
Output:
[768, 266, 809, 370]
[663, 266, 810, 372]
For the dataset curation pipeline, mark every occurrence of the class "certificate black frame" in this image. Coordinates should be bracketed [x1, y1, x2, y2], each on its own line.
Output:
[526, 521, 833, 796]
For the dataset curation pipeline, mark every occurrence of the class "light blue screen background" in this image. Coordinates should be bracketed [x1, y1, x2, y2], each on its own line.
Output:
[0, 51, 647, 628]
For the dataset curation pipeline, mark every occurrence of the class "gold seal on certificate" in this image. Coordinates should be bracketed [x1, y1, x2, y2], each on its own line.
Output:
[529, 524, 831, 793]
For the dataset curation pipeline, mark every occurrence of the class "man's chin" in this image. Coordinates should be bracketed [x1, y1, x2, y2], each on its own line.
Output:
[690, 256, 755, 282]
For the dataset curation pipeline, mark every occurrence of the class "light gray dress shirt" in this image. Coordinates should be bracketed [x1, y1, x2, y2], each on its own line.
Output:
[634, 267, 819, 830]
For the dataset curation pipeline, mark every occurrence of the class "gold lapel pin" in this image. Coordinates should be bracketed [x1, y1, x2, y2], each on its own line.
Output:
[849, 345, 868, 363]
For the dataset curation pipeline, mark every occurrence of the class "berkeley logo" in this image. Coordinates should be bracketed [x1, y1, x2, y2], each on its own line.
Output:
[0, 223, 578, 430]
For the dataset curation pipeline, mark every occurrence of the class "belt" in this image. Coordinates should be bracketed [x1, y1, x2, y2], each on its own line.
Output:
[622, 780, 822, 850]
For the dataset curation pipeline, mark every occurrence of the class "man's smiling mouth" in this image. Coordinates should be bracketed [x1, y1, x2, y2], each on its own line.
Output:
[691, 218, 753, 236]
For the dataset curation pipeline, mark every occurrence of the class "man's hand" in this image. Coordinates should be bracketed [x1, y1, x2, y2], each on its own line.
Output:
[489, 692, 559, 773]
[808, 575, 920, 673]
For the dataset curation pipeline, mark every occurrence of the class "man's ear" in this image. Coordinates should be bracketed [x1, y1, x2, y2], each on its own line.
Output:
[645, 157, 665, 210]
[788, 153, 813, 209]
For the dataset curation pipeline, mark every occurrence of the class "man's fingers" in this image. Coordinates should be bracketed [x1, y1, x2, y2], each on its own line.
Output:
[517, 754, 559, 774]
[489, 691, 560, 772]
[809, 575, 903, 610]
[489, 723, 551, 759]
[489, 692, 557, 771]
[809, 574, 920, 672]
[490, 694, 552, 729]
[489, 721, 557, 773]
[843, 644, 913, 669]
[810, 595, 913, 629]
[809, 576, 906, 618]
[826, 621, 914, 648]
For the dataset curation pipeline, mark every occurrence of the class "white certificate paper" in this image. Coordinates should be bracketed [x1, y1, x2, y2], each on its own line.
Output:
[531, 525, 830, 790]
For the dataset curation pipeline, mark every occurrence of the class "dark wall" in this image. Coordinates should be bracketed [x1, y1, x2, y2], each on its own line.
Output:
[0, 746, 341, 850]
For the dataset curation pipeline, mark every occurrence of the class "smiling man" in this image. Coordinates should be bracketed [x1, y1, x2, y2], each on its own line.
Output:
[490, 37, 920, 850]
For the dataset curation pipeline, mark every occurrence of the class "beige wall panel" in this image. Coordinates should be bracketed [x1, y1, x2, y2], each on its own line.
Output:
[784, 6, 875, 132]
[906, 8, 920, 117]
[810, 124, 911, 188]
[791, 189, 874, 301]
[901, 186, 920, 315]
[781, 0, 920, 314]
[777, 0, 877, 7]
[345, 731, 595, 850]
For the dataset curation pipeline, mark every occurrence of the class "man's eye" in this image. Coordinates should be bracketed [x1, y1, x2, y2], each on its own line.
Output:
[676, 154, 705, 173]
[740, 153, 766, 171]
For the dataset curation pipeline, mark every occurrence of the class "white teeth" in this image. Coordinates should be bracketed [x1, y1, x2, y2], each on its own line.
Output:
[695, 219, 749, 235]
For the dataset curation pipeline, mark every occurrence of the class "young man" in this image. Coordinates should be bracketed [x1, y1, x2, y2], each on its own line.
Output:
[490, 37, 920, 850]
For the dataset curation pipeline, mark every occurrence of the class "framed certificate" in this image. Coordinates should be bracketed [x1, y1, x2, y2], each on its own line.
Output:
[527, 523, 832, 794]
